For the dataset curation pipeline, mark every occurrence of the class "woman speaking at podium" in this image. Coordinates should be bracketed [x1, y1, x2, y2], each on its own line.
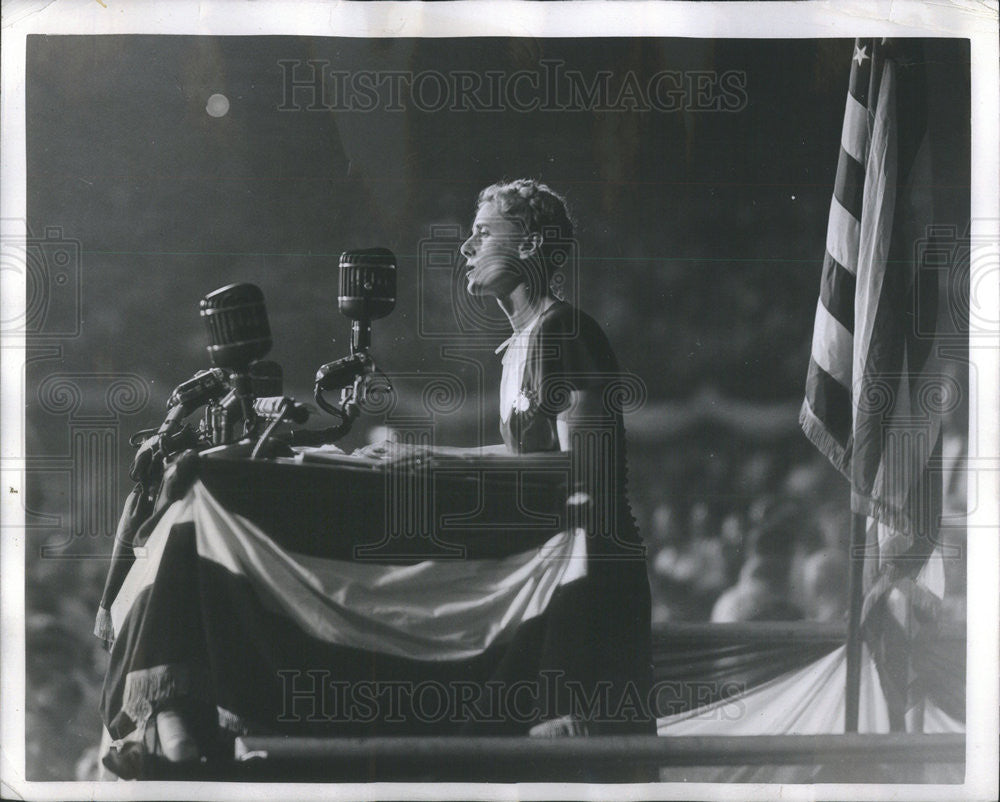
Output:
[372, 178, 656, 737]
[101, 180, 655, 778]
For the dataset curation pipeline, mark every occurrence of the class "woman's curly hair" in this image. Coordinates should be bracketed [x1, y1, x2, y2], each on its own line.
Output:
[476, 178, 575, 278]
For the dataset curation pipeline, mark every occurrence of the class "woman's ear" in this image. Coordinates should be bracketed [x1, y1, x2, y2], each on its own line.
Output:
[518, 232, 543, 260]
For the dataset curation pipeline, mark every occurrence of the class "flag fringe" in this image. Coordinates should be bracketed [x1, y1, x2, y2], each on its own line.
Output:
[217, 706, 252, 736]
[93, 606, 114, 645]
[122, 663, 191, 728]
[851, 492, 923, 547]
[861, 566, 942, 626]
[799, 400, 851, 477]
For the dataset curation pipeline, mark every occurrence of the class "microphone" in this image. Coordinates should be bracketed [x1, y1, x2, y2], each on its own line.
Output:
[248, 395, 311, 459]
[253, 396, 311, 424]
[140, 367, 229, 459]
[311, 249, 396, 432]
[314, 353, 368, 393]
[210, 359, 286, 429]
[166, 368, 229, 411]
[200, 283, 273, 371]
[145, 402, 200, 466]
[338, 248, 396, 354]
[200, 283, 274, 442]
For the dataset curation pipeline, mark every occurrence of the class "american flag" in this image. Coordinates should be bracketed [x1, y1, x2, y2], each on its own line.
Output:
[800, 38, 946, 729]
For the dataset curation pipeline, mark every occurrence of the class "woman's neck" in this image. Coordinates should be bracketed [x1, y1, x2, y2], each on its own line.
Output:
[497, 284, 555, 333]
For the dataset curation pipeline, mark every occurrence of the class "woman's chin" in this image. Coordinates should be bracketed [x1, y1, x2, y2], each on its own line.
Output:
[465, 279, 489, 297]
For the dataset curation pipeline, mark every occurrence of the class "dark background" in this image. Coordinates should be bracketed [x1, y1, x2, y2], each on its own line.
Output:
[23, 35, 970, 779]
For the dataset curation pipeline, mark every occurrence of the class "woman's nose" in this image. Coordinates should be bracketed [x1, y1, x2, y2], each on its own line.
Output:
[460, 236, 475, 258]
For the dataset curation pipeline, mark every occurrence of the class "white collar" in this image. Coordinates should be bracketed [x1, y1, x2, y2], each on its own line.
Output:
[495, 298, 557, 356]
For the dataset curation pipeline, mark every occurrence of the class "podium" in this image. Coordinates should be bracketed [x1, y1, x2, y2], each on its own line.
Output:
[196, 448, 573, 561]
[101, 445, 656, 759]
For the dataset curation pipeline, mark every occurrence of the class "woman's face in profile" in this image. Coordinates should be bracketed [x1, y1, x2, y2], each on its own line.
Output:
[460, 200, 530, 298]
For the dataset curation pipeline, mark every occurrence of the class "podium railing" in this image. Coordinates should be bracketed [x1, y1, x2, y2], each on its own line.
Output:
[228, 733, 965, 782]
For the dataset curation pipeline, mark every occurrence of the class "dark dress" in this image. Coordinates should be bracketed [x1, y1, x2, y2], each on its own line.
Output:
[499, 300, 655, 734]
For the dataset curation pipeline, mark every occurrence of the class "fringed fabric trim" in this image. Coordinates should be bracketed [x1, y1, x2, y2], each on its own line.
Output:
[798, 399, 852, 477]
[528, 714, 590, 737]
[122, 663, 191, 728]
[93, 606, 114, 645]
[216, 706, 251, 736]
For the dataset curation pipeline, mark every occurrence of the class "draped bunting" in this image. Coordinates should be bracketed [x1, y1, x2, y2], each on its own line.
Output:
[101, 461, 656, 752]
[112, 481, 590, 662]
[656, 644, 963, 783]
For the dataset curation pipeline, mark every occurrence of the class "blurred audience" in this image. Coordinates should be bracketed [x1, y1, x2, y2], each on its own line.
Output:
[710, 500, 805, 623]
[650, 502, 729, 623]
[640, 439, 871, 625]
[799, 549, 849, 622]
[710, 554, 803, 623]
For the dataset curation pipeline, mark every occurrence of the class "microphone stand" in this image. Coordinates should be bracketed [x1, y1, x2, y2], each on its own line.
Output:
[311, 316, 393, 445]
[229, 368, 258, 439]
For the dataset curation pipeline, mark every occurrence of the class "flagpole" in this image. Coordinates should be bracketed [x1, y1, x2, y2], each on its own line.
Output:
[844, 510, 866, 732]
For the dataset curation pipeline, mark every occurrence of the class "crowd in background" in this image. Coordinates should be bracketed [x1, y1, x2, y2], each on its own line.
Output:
[630, 429, 968, 628]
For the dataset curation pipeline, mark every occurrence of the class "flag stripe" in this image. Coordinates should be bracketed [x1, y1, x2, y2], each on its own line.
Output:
[851, 57, 897, 404]
[113, 481, 590, 662]
[820, 252, 856, 334]
[810, 298, 853, 388]
[826, 195, 860, 275]
[803, 359, 852, 451]
[841, 92, 869, 164]
[834, 146, 867, 222]
[109, 550, 572, 738]
[103, 489, 656, 740]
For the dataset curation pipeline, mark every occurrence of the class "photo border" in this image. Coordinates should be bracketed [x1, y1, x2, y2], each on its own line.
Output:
[2, 2, 997, 800]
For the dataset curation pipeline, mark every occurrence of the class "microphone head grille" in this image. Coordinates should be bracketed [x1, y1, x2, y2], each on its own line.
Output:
[200, 283, 272, 369]
[338, 248, 397, 321]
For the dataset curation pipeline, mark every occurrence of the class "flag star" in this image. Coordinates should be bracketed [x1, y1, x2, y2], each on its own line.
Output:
[853, 44, 869, 66]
